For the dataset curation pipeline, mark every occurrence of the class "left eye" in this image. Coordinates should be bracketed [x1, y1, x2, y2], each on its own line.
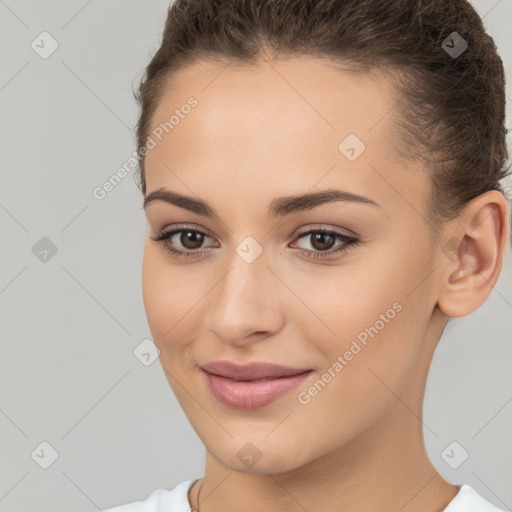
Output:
[291, 229, 359, 259]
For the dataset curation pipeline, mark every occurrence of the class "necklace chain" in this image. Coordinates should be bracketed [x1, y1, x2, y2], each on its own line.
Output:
[189, 479, 202, 512]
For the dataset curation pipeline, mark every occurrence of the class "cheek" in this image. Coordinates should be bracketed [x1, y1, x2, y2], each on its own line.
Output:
[141, 246, 203, 353]
[288, 273, 423, 449]
[288, 241, 432, 390]
[279, 254, 407, 348]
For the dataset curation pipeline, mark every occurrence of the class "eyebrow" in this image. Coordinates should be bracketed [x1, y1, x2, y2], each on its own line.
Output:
[143, 187, 381, 218]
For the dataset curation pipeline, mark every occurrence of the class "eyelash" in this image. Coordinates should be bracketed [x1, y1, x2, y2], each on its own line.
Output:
[150, 224, 359, 261]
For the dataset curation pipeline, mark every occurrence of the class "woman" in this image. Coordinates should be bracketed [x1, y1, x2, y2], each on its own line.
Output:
[105, 0, 511, 510]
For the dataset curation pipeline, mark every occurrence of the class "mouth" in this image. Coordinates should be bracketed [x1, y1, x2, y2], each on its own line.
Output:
[201, 365, 313, 409]
[200, 360, 312, 381]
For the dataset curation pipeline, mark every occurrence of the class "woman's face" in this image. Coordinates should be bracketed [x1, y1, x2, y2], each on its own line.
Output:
[142, 57, 448, 473]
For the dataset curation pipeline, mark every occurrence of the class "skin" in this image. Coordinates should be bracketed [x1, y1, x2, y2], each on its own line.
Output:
[141, 56, 510, 512]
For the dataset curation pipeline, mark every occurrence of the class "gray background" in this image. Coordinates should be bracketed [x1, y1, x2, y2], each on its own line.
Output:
[0, 1, 511, 511]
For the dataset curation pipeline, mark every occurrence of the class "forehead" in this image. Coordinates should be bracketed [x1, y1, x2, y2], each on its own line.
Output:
[144, 57, 428, 218]
[149, 56, 401, 144]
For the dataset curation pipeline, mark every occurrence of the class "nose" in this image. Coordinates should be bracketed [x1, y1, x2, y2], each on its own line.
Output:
[205, 246, 285, 347]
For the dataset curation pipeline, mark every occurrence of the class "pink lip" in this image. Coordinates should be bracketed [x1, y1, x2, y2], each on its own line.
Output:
[201, 360, 313, 409]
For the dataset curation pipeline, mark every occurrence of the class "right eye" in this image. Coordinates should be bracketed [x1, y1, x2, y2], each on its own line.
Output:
[151, 225, 218, 258]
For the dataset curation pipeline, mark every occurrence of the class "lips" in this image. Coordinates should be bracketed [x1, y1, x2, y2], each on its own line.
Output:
[200, 360, 313, 409]
[201, 360, 311, 381]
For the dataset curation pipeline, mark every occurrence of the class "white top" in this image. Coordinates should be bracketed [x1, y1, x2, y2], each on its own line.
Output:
[102, 479, 507, 512]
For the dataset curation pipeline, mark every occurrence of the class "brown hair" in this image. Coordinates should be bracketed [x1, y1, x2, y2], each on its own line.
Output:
[133, 0, 510, 241]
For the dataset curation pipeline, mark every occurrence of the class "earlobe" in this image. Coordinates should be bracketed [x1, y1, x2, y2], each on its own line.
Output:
[436, 191, 510, 319]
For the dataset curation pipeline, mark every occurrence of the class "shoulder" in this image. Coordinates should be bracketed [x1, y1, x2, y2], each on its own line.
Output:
[444, 484, 507, 512]
[102, 478, 198, 512]
[103, 480, 506, 512]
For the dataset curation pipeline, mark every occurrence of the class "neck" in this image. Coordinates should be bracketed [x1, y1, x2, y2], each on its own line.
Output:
[190, 308, 459, 512]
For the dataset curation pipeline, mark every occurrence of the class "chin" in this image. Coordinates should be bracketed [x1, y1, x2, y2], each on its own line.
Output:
[204, 433, 314, 475]
[224, 452, 306, 475]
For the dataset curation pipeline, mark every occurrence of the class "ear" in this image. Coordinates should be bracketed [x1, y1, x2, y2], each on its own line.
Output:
[437, 190, 511, 318]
